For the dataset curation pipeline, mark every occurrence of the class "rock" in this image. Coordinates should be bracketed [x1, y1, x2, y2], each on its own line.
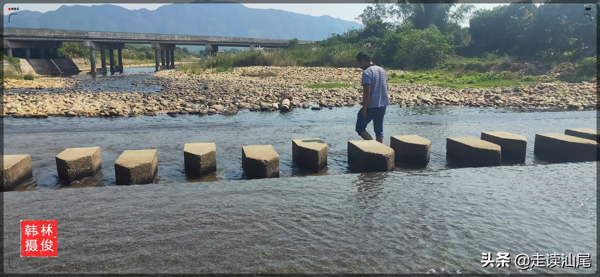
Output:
[347, 140, 394, 172]
[222, 107, 238, 116]
[311, 107, 322, 111]
[446, 137, 501, 167]
[2, 154, 32, 191]
[280, 99, 291, 112]
[55, 147, 102, 183]
[207, 109, 217, 115]
[534, 133, 599, 162]
[211, 104, 224, 112]
[184, 143, 217, 178]
[481, 131, 527, 164]
[114, 149, 158, 185]
[242, 145, 279, 179]
[292, 138, 328, 172]
[390, 135, 431, 168]
[565, 128, 599, 142]
[198, 109, 208, 116]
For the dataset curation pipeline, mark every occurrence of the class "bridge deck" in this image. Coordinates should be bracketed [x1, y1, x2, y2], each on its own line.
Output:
[2, 28, 314, 47]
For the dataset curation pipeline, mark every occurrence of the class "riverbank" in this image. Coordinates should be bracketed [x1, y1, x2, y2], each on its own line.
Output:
[1, 66, 597, 118]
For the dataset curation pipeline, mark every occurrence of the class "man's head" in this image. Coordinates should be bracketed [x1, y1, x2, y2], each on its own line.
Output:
[356, 52, 372, 70]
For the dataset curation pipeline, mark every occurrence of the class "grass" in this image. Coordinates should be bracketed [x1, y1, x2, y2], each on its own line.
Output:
[2, 54, 22, 74]
[3, 71, 25, 80]
[388, 70, 548, 89]
[305, 83, 356, 89]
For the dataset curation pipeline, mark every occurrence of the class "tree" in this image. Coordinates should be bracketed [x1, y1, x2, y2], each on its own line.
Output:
[395, 25, 454, 69]
[356, 3, 389, 25]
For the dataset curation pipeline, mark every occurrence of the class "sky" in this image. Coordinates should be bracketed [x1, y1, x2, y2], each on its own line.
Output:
[6, 3, 507, 24]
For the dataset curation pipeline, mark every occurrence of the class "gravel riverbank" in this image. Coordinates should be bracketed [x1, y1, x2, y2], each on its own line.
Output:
[2, 66, 597, 118]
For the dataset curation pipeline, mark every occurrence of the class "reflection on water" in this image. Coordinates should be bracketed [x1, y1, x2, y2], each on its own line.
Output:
[3, 162, 596, 274]
[52, 67, 157, 79]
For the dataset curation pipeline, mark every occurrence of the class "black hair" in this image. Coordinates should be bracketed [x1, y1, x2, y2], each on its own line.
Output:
[356, 52, 371, 62]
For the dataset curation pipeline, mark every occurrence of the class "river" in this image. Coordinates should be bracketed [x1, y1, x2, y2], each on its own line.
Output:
[2, 74, 597, 274]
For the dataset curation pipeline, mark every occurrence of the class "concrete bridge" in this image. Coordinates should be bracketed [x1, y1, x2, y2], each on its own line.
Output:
[1, 28, 314, 74]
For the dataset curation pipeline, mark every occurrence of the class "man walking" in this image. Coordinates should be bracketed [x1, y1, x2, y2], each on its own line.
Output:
[355, 52, 390, 143]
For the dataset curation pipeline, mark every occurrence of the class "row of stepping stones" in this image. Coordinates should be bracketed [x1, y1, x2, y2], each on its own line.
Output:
[2, 128, 598, 191]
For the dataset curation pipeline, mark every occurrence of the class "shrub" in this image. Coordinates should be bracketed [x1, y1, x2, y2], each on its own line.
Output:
[24, 74, 34, 80]
[395, 25, 455, 70]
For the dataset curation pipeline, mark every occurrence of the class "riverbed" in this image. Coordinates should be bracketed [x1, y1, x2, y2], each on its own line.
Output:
[2, 72, 597, 274]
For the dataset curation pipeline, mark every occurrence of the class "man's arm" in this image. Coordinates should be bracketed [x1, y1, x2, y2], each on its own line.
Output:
[362, 85, 370, 116]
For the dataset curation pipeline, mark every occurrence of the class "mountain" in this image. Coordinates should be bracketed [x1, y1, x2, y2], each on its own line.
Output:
[3, 3, 363, 41]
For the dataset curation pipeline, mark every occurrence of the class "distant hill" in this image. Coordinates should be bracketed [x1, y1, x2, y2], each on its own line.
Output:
[3, 3, 363, 41]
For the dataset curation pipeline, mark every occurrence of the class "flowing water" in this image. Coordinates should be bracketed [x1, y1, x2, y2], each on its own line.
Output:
[2, 75, 597, 274]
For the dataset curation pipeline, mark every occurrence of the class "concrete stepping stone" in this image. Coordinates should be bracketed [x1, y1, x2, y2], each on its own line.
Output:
[292, 138, 328, 172]
[565, 128, 598, 142]
[534, 133, 599, 162]
[184, 143, 217, 178]
[481, 132, 527, 164]
[115, 150, 158, 185]
[348, 140, 394, 172]
[242, 145, 279, 179]
[2, 154, 32, 191]
[56, 147, 101, 183]
[390, 135, 431, 168]
[446, 137, 501, 167]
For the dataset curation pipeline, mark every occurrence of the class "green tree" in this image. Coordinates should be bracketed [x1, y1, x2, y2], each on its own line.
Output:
[395, 25, 454, 69]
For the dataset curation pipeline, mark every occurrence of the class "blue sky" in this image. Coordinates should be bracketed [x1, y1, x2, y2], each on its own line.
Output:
[7, 3, 507, 24]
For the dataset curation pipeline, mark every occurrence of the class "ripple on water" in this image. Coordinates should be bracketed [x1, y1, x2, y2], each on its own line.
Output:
[3, 162, 596, 274]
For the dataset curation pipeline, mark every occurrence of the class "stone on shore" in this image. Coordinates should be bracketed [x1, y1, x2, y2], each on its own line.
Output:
[348, 140, 394, 172]
[481, 132, 527, 164]
[292, 138, 327, 172]
[2, 154, 32, 191]
[114, 150, 158, 185]
[56, 147, 101, 183]
[534, 133, 599, 162]
[242, 145, 279, 179]
[565, 128, 599, 142]
[184, 143, 217, 178]
[390, 135, 431, 168]
[446, 137, 501, 167]
[280, 99, 291, 112]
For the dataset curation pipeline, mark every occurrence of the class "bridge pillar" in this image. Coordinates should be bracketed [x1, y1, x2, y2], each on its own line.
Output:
[165, 49, 170, 69]
[117, 49, 123, 73]
[25, 48, 30, 60]
[161, 49, 166, 69]
[5, 48, 12, 57]
[154, 49, 160, 72]
[109, 49, 115, 74]
[206, 44, 219, 56]
[170, 49, 175, 69]
[89, 48, 96, 74]
[100, 49, 106, 71]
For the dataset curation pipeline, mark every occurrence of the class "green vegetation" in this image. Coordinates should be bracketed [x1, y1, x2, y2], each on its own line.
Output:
[388, 70, 546, 89]
[178, 1, 596, 86]
[2, 54, 22, 73]
[305, 83, 356, 89]
[23, 74, 35, 81]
